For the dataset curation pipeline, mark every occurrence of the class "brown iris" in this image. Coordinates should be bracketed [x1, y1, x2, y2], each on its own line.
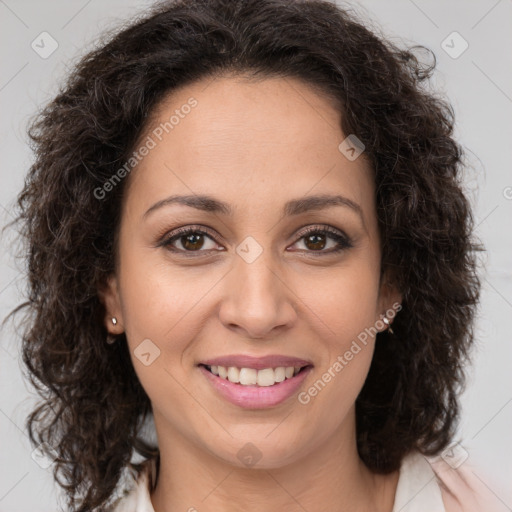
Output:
[304, 233, 327, 251]
[181, 233, 205, 250]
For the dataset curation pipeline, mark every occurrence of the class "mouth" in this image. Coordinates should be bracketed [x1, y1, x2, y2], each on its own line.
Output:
[197, 360, 314, 409]
[199, 363, 311, 387]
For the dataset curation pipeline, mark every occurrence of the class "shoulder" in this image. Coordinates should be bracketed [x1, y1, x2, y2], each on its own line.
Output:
[392, 450, 446, 511]
[424, 448, 506, 512]
[109, 458, 156, 512]
[393, 448, 505, 512]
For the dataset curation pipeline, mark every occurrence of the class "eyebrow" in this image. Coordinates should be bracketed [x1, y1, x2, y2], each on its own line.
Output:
[143, 193, 363, 220]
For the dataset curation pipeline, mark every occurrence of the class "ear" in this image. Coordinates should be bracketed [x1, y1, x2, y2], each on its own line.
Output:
[376, 268, 402, 331]
[98, 274, 124, 335]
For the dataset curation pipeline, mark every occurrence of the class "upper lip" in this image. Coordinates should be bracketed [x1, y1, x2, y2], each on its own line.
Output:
[200, 354, 313, 370]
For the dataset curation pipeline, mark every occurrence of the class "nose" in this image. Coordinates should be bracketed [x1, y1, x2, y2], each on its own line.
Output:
[218, 248, 298, 340]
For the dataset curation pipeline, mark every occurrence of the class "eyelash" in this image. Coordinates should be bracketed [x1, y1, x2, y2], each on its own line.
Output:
[158, 224, 353, 257]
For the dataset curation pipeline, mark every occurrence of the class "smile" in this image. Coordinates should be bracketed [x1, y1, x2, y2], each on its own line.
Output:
[198, 361, 313, 409]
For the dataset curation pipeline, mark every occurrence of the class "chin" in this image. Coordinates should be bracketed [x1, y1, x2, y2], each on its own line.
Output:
[205, 432, 306, 470]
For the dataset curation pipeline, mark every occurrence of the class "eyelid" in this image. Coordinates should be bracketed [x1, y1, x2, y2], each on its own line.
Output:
[294, 223, 346, 238]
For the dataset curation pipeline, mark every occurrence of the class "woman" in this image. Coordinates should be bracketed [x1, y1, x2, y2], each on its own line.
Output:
[10, 0, 495, 510]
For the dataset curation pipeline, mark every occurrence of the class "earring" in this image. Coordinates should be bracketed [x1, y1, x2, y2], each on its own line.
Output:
[107, 317, 118, 344]
[383, 316, 394, 335]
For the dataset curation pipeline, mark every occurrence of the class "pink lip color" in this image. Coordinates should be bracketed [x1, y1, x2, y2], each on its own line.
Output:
[199, 365, 313, 409]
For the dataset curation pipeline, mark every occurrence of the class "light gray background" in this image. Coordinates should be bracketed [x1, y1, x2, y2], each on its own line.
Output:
[1, 1, 511, 510]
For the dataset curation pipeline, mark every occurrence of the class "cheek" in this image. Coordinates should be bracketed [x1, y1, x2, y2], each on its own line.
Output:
[116, 253, 211, 417]
[297, 260, 381, 342]
[118, 241, 201, 334]
[115, 252, 232, 454]
[292, 257, 380, 407]
[294, 285, 379, 444]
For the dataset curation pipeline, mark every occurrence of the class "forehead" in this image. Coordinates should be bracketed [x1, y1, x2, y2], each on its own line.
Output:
[123, 75, 375, 221]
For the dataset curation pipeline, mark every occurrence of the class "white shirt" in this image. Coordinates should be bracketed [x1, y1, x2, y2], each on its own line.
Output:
[109, 450, 499, 511]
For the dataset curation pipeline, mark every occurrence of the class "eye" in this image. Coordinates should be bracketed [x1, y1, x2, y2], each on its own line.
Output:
[289, 225, 353, 255]
[160, 226, 222, 255]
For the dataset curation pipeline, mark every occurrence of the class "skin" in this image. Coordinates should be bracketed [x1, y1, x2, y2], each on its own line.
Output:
[101, 74, 402, 512]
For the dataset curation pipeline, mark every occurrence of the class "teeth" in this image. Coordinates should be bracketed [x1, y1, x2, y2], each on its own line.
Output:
[227, 366, 240, 383]
[257, 368, 275, 387]
[239, 367, 258, 385]
[274, 367, 285, 383]
[207, 365, 304, 386]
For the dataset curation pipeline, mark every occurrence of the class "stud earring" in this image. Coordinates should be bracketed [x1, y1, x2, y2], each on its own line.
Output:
[107, 317, 119, 344]
[383, 316, 394, 335]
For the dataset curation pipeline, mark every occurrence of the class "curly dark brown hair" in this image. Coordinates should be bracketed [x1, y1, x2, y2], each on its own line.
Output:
[5, 0, 482, 510]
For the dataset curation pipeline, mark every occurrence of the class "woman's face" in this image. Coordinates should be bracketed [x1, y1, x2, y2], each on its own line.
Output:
[102, 74, 400, 468]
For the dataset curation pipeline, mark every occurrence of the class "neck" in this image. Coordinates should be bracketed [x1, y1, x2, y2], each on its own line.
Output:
[149, 409, 399, 512]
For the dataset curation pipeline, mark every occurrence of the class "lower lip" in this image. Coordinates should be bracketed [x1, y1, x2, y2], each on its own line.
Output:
[199, 365, 313, 409]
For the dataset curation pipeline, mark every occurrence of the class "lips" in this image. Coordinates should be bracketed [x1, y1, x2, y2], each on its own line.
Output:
[197, 354, 314, 409]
